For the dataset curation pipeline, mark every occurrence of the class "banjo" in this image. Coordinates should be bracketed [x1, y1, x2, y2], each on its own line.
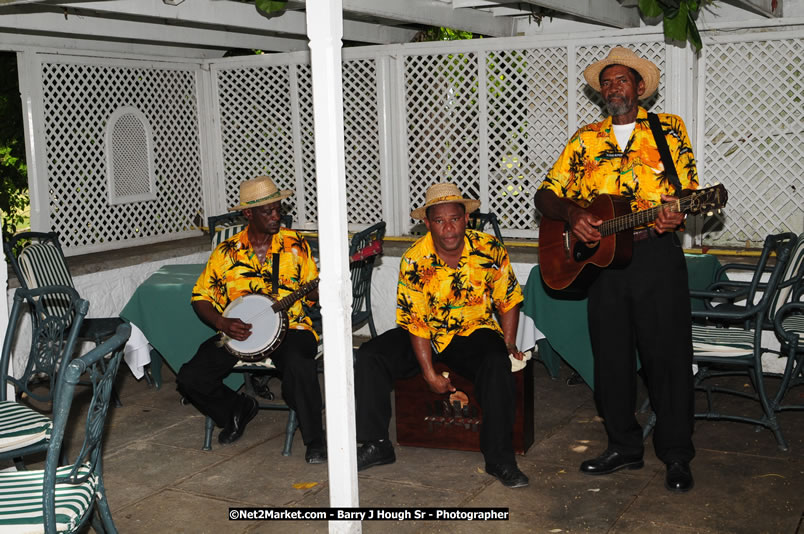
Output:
[220, 239, 383, 362]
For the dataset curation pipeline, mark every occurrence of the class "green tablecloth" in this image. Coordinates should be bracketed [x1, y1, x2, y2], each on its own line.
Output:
[120, 264, 243, 389]
[522, 253, 722, 389]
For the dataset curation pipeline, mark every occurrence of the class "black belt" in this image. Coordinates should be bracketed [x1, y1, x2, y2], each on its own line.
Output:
[633, 228, 658, 241]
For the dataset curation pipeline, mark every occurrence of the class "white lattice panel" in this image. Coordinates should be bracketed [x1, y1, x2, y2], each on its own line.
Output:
[40, 57, 203, 253]
[343, 58, 383, 224]
[485, 48, 568, 232]
[405, 52, 481, 227]
[701, 37, 804, 247]
[214, 64, 299, 221]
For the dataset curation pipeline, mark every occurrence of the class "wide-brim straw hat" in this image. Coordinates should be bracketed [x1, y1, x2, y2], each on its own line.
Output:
[583, 46, 660, 99]
[410, 182, 481, 220]
[228, 175, 293, 212]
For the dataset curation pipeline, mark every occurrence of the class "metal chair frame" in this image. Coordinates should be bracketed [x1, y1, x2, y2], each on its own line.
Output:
[0, 286, 88, 469]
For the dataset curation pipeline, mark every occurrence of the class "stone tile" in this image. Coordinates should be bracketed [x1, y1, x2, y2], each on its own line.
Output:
[176, 435, 330, 506]
[463, 458, 651, 532]
[620, 448, 804, 534]
[112, 488, 259, 534]
[610, 518, 730, 533]
[359, 444, 494, 495]
[147, 407, 293, 456]
[102, 441, 227, 510]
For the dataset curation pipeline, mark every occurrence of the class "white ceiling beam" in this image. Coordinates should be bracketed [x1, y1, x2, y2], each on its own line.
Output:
[31, 0, 417, 44]
[0, 31, 228, 58]
[726, 0, 781, 17]
[0, 10, 311, 51]
[518, 0, 639, 28]
[452, 0, 501, 7]
[491, 6, 533, 17]
[340, 0, 516, 36]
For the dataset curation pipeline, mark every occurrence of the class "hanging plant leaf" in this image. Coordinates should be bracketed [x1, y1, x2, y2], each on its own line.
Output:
[686, 9, 703, 51]
[663, 0, 689, 42]
[639, 0, 664, 17]
[255, 0, 287, 16]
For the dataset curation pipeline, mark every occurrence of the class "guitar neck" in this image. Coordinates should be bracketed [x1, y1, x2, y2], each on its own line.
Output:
[599, 198, 684, 237]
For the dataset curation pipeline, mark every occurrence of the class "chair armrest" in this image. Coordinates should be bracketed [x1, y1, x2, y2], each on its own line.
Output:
[773, 301, 804, 344]
[715, 262, 772, 280]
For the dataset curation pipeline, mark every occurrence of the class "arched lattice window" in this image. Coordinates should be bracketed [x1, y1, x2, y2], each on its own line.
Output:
[106, 107, 156, 205]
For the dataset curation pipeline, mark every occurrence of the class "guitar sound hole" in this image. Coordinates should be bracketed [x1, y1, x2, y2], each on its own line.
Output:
[573, 241, 598, 262]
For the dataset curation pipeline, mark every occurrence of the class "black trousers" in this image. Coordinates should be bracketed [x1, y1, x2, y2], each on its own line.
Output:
[355, 327, 517, 466]
[587, 233, 695, 464]
[176, 329, 323, 446]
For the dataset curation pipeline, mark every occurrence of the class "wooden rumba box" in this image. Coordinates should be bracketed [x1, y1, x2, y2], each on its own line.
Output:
[394, 359, 534, 455]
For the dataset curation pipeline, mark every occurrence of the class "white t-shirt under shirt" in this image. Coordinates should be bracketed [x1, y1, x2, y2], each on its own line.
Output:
[612, 122, 636, 152]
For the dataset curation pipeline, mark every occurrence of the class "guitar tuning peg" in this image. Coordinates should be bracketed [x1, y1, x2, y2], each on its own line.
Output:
[707, 211, 713, 216]
[704, 183, 710, 188]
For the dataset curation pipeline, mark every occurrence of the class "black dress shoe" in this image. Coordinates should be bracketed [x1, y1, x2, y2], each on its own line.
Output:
[580, 449, 644, 475]
[305, 439, 327, 464]
[218, 395, 259, 445]
[485, 463, 529, 488]
[665, 461, 694, 493]
[356, 441, 395, 471]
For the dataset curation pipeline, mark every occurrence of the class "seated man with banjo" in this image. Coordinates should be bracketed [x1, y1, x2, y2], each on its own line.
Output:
[177, 175, 326, 464]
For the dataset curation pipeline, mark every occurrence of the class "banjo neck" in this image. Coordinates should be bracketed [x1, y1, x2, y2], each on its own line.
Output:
[271, 278, 320, 313]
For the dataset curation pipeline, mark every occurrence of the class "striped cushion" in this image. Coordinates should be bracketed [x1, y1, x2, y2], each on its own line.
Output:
[0, 402, 51, 453]
[0, 464, 97, 534]
[782, 314, 804, 342]
[211, 225, 246, 251]
[692, 324, 755, 358]
[17, 243, 74, 319]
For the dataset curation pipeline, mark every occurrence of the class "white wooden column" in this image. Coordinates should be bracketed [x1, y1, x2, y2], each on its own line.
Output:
[306, 2, 361, 533]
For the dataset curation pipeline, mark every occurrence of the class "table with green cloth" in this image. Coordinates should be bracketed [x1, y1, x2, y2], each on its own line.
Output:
[120, 264, 244, 390]
[517, 253, 722, 389]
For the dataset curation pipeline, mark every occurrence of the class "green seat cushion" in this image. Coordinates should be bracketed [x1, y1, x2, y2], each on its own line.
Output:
[0, 401, 51, 453]
[0, 463, 97, 533]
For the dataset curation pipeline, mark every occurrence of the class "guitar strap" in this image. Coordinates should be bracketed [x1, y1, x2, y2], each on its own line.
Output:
[647, 112, 683, 196]
[271, 252, 280, 296]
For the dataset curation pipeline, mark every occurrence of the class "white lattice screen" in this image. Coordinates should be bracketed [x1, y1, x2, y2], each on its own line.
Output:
[699, 34, 804, 246]
[27, 25, 802, 254]
[39, 56, 203, 254]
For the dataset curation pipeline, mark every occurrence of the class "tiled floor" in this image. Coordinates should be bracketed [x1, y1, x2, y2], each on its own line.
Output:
[39, 353, 804, 533]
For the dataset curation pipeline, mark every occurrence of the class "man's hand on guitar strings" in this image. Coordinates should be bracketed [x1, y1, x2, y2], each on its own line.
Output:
[655, 194, 686, 234]
[569, 207, 602, 245]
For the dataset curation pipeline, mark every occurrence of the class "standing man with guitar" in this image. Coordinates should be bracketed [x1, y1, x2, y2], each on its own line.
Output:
[353, 183, 529, 489]
[177, 176, 326, 464]
[534, 47, 698, 493]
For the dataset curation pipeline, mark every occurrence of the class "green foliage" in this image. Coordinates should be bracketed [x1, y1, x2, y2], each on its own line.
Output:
[416, 27, 477, 42]
[255, 0, 287, 16]
[639, 0, 715, 51]
[0, 52, 29, 241]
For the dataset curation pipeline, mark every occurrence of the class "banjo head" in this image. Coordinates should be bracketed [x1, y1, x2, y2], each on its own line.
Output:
[222, 293, 288, 362]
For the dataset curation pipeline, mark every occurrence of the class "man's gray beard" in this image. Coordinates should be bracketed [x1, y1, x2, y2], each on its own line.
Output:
[606, 98, 633, 118]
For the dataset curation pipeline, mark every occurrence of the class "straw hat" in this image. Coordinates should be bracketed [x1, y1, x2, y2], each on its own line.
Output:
[410, 182, 480, 220]
[228, 176, 293, 212]
[583, 46, 660, 98]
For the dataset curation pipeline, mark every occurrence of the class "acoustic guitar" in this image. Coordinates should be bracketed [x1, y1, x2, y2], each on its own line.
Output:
[539, 184, 728, 291]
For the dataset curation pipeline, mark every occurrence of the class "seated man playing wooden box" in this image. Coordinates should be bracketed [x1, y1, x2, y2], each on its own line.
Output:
[353, 182, 529, 488]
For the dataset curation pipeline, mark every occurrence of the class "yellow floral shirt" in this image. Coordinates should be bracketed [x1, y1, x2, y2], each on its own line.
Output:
[192, 227, 318, 336]
[396, 229, 523, 352]
[540, 107, 699, 216]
